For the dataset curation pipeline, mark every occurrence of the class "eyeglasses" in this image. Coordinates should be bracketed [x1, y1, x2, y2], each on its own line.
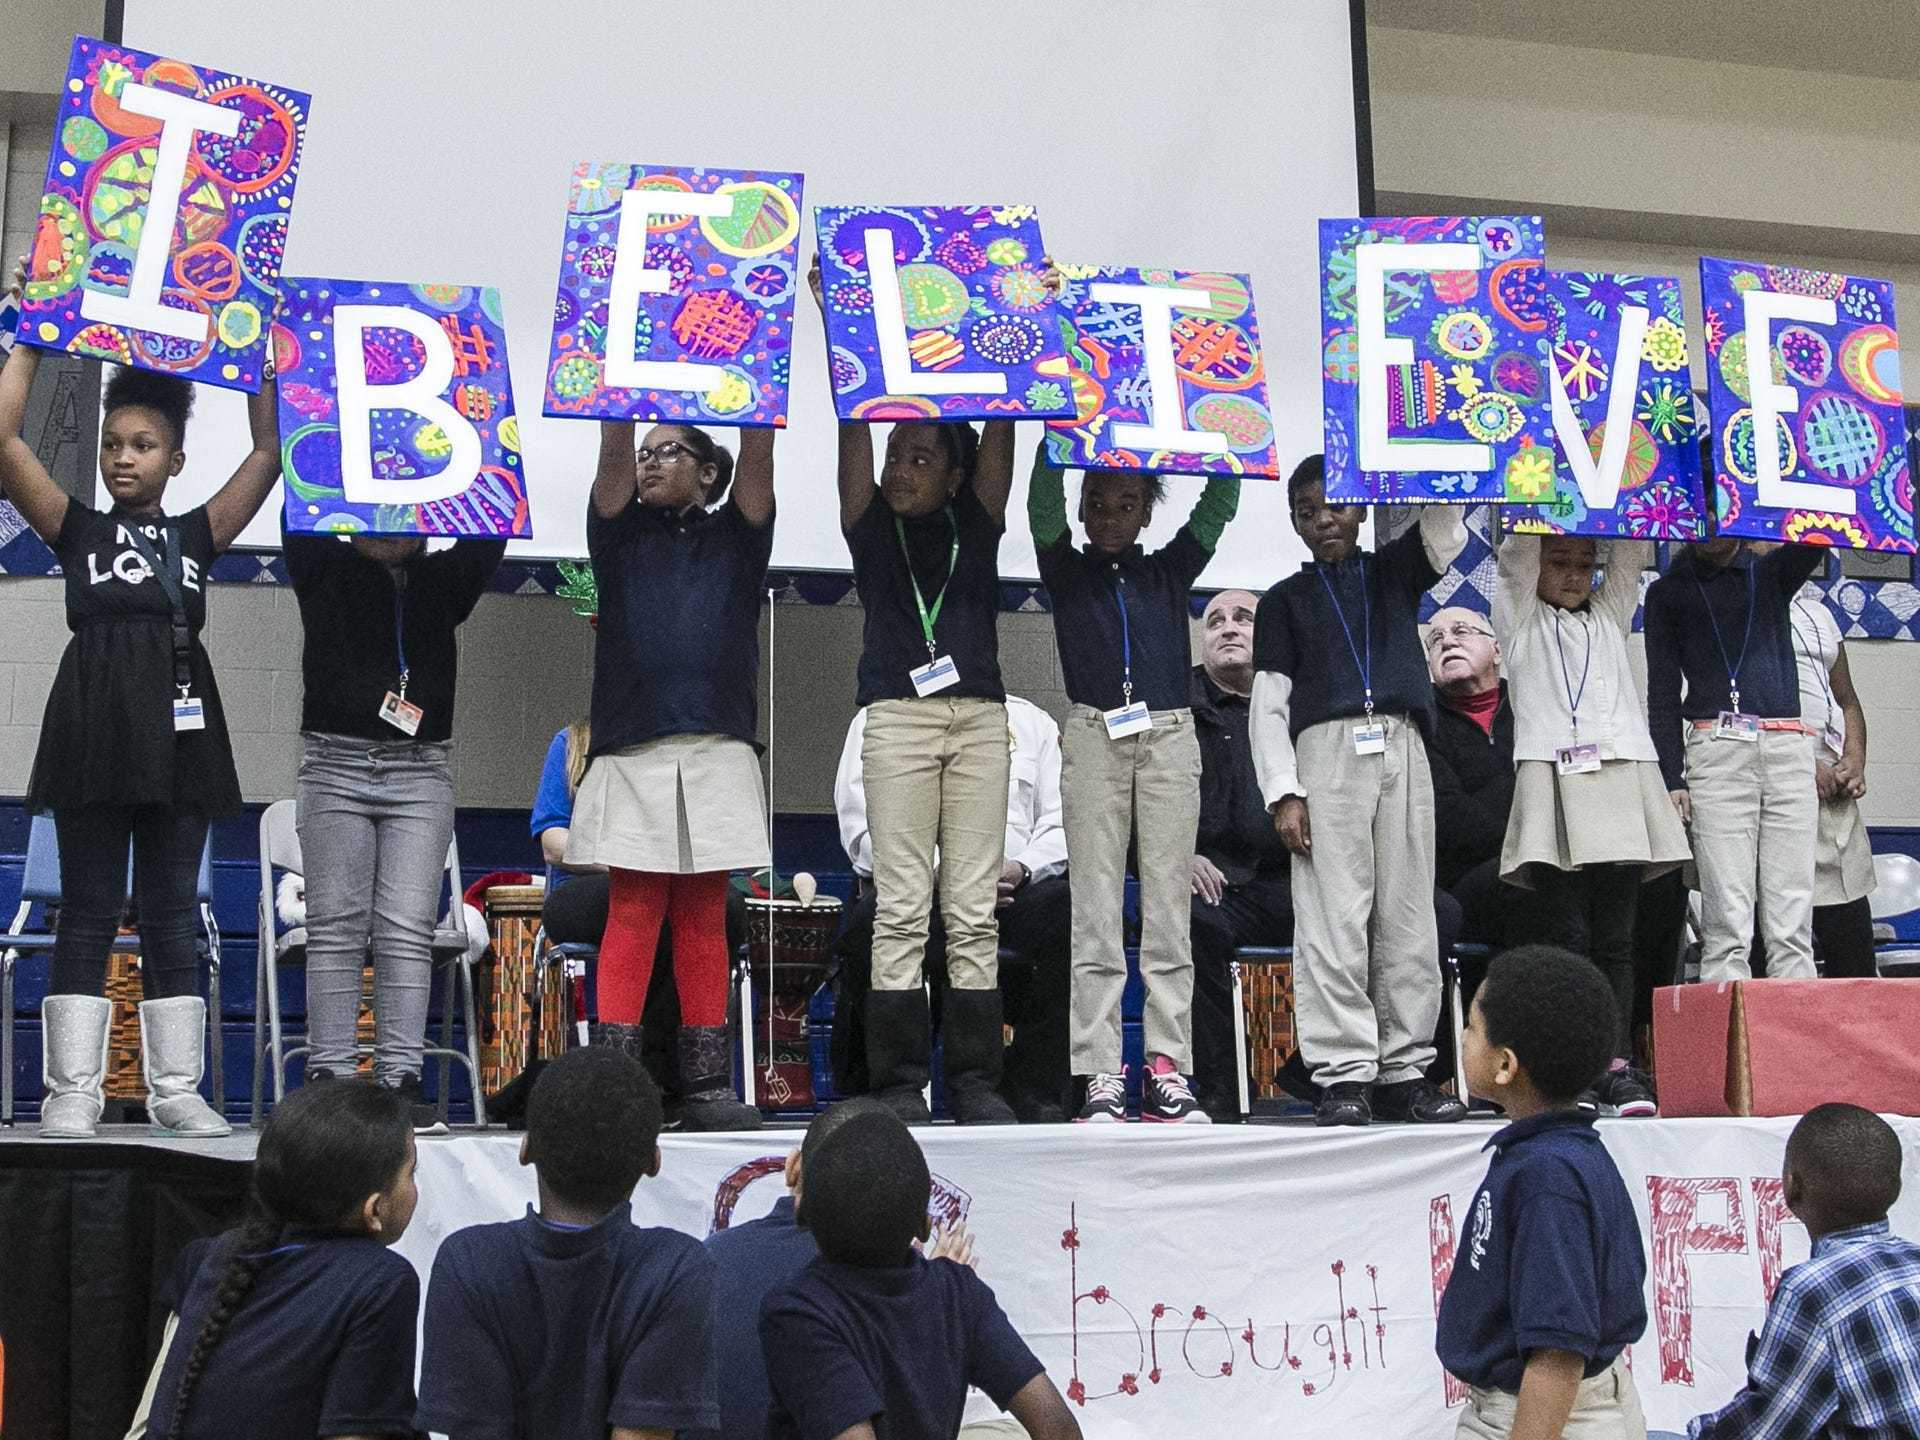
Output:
[636, 442, 693, 465]
[1425, 621, 1495, 650]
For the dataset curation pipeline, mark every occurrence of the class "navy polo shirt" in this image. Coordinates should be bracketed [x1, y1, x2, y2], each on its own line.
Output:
[416, 1202, 720, 1440]
[1642, 544, 1826, 791]
[692, 1194, 819, 1440]
[1251, 521, 1440, 739]
[1435, 1111, 1648, 1393]
[147, 1230, 418, 1440]
[1039, 532, 1213, 712]
[846, 485, 1005, 707]
[760, 1254, 1043, 1440]
[587, 493, 774, 756]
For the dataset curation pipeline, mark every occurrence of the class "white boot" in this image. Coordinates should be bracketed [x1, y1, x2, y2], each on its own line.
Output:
[40, 994, 111, 1138]
[139, 996, 232, 1138]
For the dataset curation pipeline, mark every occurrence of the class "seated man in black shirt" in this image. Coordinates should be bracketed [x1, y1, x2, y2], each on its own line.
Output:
[1188, 590, 1295, 1122]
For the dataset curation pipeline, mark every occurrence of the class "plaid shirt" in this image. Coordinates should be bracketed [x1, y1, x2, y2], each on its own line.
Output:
[1689, 1220, 1920, 1440]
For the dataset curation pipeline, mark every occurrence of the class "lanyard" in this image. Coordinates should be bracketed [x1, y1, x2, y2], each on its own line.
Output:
[895, 509, 958, 661]
[119, 519, 192, 693]
[1553, 610, 1593, 739]
[392, 570, 410, 699]
[1694, 564, 1755, 712]
[1113, 575, 1135, 706]
[1317, 556, 1373, 717]
[1789, 595, 1837, 731]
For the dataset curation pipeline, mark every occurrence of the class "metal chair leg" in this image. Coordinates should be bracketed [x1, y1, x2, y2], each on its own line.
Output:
[1231, 959, 1250, 1118]
[207, 955, 225, 1117]
[2, 953, 15, 1126]
[736, 956, 756, 1108]
[1446, 955, 1469, 1104]
[266, 942, 286, 1105]
[460, 960, 486, 1128]
[251, 940, 267, 1125]
[437, 968, 454, 1126]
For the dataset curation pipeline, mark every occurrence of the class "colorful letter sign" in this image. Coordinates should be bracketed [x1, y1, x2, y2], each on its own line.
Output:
[1700, 258, 1910, 552]
[544, 162, 803, 427]
[1319, 216, 1552, 502]
[1510, 272, 1707, 539]
[1042, 266, 1278, 477]
[19, 35, 307, 392]
[275, 278, 530, 538]
[815, 205, 1075, 423]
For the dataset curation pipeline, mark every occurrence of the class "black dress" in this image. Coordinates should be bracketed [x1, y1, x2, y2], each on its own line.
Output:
[25, 501, 241, 816]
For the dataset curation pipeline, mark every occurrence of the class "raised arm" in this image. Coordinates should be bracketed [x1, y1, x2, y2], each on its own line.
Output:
[205, 370, 284, 552]
[1491, 529, 1541, 648]
[732, 426, 775, 528]
[591, 419, 638, 520]
[0, 258, 69, 544]
[1027, 447, 1068, 549]
[972, 420, 1016, 526]
[809, 256, 877, 532]
[1595, 538, 1654, 630]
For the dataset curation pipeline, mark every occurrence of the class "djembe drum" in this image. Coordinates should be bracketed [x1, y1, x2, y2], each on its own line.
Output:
[1231, 951, 1298, 1111]
[482, 884, 570, 1095]
[743, 895, 841, 1110]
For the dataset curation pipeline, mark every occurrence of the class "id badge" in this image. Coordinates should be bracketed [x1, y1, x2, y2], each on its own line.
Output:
[1822, 725, 1845, 759]
[1714, 711, 1760, 743]
[1102, 702, 1153, 739]
[172, 695, 205, 733]
[1556, 742, 1602, 776]
[379, 690, 425, 735]
[909, 654, 960, 697]
[1351, 720, 1387, 755]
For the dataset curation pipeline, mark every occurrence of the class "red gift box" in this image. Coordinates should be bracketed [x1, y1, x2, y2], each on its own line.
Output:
[1653, 979, 1920, 1118]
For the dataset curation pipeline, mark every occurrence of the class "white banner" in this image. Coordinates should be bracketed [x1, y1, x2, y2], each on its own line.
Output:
[401, 1117, 1920, 1439]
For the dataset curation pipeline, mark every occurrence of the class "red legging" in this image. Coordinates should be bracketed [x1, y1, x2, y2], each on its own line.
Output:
[599, 869, 731, 1026]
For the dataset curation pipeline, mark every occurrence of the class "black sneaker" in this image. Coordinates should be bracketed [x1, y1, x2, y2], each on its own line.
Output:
[1599, 1067, 1658, 1117]
[1315, 1081, 1371, 1127]
[1371, 1077, 1469, 1124]
[1141, 1060, 1212, 1125]
[1074, 1070, 1128, 1123]
[385, 1075, 447, 1133]
[1576, 1088, 1602, 1115]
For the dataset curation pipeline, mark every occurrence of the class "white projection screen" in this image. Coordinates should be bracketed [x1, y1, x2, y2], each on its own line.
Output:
[115, 0, 1370, 586]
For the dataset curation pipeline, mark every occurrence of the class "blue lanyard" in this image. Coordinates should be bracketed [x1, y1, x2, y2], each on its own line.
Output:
[1694, 565, 1755, 712]
[1113, 576, 1134, 706]
[1553, 610, 1593, 738]
[392, 573, 410, 698]
[1317, 557, 1373, 717]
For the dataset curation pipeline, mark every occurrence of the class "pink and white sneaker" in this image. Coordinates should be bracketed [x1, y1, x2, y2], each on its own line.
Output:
[1142, 1056, 1211, 1124]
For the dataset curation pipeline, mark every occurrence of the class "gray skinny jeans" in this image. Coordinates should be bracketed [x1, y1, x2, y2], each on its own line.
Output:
[297, 733, 456, 1081]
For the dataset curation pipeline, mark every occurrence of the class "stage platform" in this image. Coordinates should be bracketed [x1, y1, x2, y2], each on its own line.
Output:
[5, 1116, 1919, 1440]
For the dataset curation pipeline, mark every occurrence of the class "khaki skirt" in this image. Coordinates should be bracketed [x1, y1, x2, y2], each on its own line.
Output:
[1815, 794, 1876, 907]
[1500, 757, 1691, 888]
[565, 733, 768, 874]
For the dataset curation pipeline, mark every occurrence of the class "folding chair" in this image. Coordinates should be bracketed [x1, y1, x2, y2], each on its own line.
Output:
[251, 799, 487, 1126]
[1871, 852, 1920, 978]
[3, 813, 222, 1124]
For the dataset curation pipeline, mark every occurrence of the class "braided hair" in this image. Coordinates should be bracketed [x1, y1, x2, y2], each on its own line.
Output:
[167, 1079, 409, 1434]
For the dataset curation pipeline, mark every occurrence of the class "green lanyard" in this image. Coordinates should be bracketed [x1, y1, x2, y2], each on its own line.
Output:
[895, 509, 959, 662]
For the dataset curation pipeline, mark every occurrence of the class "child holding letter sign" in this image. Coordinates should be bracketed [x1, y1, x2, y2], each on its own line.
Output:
[1, 257, 282, 1140]
[1249, 456, 1468, 1128]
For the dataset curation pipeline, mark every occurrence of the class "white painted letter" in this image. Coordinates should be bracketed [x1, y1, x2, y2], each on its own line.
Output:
[868, 228, 1007, 397]
[1548, 304, 1650, 510]
[333, 305, 481, 508]
[1087, 282, 1229, 454]
[78, 84, 242, 343]
[1356, 242, 1491, 474]
[1743, 290, 1852, 514]
[604, 188, 735, 391]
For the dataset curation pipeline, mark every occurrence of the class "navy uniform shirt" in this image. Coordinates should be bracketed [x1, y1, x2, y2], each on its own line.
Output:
[588, 493, 775, 756]
[1191, 666, 1287, 885]
[283, 513, 506, 743]
[760, 1254, 1043, 1440]
[1435, 1110, 1648, 1393]
[1642, 544, 1826, 791]
[1251, 520, 1442, 739]
[846, 485, 1005, 707]
[416, 1202, 720, 1440]
[147, 1229, 418, 1440]
[692, 1194, 819, 1440]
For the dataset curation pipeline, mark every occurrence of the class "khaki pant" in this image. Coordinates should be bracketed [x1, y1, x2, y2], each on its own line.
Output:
[1291, 715, 1439, 1087]
[1458, 1357, 1647, 1439]
[863, 698, 1011, 993]
[1685, 726, 1817, 981]
[1062, 705, 1202, 1074]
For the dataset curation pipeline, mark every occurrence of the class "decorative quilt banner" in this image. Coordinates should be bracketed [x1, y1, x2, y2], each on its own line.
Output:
[18, 35, 308, 393]
[544, 162, 804, 427]
[1318, 216, 1553, 504]
[1700, 257, 1911, 552]
[815, 205, 1075, 423]
[275, 278, 530, 538]
[1042, 266, 1279, 478]
[1512, 272, 1707, 539]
